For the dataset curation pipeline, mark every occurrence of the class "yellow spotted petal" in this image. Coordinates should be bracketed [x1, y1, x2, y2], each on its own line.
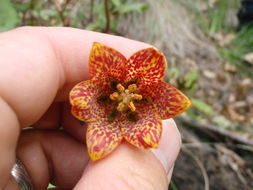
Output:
[86, 120, 123, 161]
[69, 80, 114, 122]
[121, 113, 162, 149]
[89, 42, 127, 82]
[140, 81, 192, 120]
[125, 48, 166, 89]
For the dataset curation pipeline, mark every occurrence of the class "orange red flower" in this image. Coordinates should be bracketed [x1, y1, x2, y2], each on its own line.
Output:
[69, 42, 191, 161]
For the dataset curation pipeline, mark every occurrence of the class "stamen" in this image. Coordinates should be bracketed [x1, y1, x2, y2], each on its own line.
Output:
[117, 84, 125, 93]
[108, 82, 142, 120]
[110, 92, 120, 101]
[127, 101, 136, 112]
[128, 84, 137, 93]
[132, 94, 142, 101]
[117, 102, 127, 112]
[125, 89, 130, 94]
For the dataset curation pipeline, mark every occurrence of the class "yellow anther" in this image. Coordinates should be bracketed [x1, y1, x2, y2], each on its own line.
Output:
[117, 102, 127, 112]
[110, 92, 120, 101]
[127, 101, 136, 112]
[117, 83, 125, 93]
[109, 83, 142, 114]
[132, 94, 142, 101]
[128, 84, 138, 93]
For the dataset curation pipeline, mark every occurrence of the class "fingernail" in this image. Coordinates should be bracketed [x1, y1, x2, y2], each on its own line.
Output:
[152, 148, 171, 172]
[151, 119, 181, 173]
[167, 164, 174, 181]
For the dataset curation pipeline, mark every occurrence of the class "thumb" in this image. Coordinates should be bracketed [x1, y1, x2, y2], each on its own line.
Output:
[74, 119, 181, 190]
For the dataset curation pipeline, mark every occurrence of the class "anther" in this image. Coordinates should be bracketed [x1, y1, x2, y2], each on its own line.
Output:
[117, 102, 127, 112]
[132, 94, 142, 101]
[116, 84, 125, 93]
[128, 84, 138, 93]
[127, 101, 136, 112]
[110, 92, 120, 101]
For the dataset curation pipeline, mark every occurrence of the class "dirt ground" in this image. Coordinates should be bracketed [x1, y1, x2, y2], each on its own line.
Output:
[118, 0, 253, 189]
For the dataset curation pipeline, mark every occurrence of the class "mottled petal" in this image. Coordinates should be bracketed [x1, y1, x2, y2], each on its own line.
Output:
[71, 106, 96, 122]
[121, 113, 162, 149]
[89, 42, 127, 82]
[86, 120, 123, 160]
[69, 80, 114, 122]
[141, 81, 191, 120]
[126, 48, 166, 88]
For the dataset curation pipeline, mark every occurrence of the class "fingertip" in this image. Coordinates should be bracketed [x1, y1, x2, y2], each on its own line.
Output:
[75, 142, 168, 190]
[151, 119, 181, 174]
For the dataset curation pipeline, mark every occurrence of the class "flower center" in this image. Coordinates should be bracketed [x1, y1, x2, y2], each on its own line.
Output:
[109, 83, 142, 112]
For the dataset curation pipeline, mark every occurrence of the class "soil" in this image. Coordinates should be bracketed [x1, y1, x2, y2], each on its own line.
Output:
[118, 0, 253, 189]
[170, 124, 253, 190]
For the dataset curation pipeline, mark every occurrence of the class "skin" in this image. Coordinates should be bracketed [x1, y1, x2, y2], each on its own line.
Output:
[0, 27, 181, 190]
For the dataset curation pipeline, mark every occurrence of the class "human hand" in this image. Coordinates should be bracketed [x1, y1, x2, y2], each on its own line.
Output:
[0, 27, 181, 190]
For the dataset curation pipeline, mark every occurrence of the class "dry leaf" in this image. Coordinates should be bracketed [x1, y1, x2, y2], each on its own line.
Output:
[244, 53, 253, 64]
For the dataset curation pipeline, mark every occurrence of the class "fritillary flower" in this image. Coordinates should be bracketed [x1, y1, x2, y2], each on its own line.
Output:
[69, 42, 191, 161]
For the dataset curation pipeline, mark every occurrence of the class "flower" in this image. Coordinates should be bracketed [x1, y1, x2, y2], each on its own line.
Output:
[69, 42, 191, 161]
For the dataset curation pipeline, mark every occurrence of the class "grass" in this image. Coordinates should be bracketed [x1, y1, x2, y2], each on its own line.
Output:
[169, 180, 179, 190]
[181, 0, 253, 77]
[219, 25, 253, 76]
[207, 0, 240, 35]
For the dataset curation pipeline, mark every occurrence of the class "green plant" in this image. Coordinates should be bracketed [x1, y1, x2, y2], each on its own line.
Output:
[169, 180, 179, 190]
[219, 25, 253, 76]
[47, 183, 56, 189]
[86, 0, 148, 33]
[179, 0, 240, 35]
[0, 0, 20, 32]
[191, 98, 214, 116]
[207, 0, 239, 35]
[177, 70, 199, 95]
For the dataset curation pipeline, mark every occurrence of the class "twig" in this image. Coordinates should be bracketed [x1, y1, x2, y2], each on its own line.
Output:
[182, 148, 210, 190]
[183, 142, 253, 152]
[177, 115, 253, 146]
[104, 0, 110, 33]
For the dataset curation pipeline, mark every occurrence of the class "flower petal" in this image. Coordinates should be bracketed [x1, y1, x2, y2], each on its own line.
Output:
[89, 42, 127, 82]
[141, 81, 191, 120]
[71, 106, 97, 122]
[126, 48, 166, 88]
[121, 113, 162, 149]
[69, 80, 114, 122]
[86, 120, 123, 160]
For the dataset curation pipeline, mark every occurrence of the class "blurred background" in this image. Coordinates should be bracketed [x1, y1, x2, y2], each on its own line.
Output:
[1, 0, 253, 189]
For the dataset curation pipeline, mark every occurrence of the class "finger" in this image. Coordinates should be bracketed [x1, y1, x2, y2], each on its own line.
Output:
[151, 119, 181, 173]
[33, 103, 61, 129]
[74, 119, 181, 190]
[62, 102, 86, 143]
[0, 27, 150, 188]
[0, 97, 19, 188]
[3, 130, 89, 190]
[3, 176, 19, 190]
